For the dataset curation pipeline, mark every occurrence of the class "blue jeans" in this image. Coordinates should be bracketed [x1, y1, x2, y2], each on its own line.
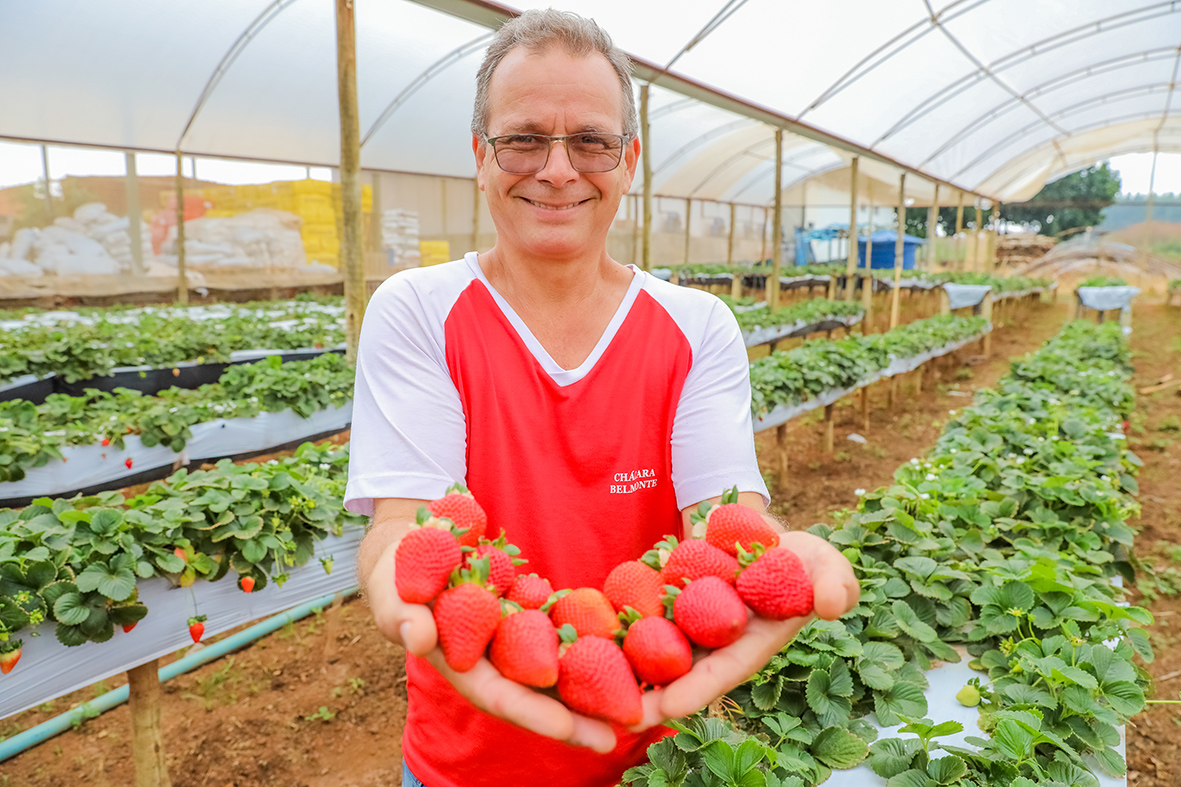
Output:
[403, 760, 425, 787]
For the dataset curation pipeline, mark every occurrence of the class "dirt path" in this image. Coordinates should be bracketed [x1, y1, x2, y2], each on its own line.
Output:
[0, 298, 1070, 787]
[1122, 303, 1181, 787]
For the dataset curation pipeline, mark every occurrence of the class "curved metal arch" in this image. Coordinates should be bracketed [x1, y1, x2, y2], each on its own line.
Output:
[959, 109, 1178, 188]
[177, 0, 300, 150]
[688, 138, 830, 198]
[649, 96, 697, 121]
[987, 132, 1181, 197]
[950, 82, 1176, 181]
[650, 118, 758, 179]
[361, 32, 494, 147]
[918, 53, 1178, 167]
[876, 45, 1179, 148]
[654, 0, 750, 79]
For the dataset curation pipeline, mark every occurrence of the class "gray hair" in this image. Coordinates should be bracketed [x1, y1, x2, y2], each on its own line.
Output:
[471, 9, 638, 141]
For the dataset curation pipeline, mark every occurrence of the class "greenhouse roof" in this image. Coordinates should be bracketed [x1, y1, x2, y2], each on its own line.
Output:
[1, 0, 1178, 205]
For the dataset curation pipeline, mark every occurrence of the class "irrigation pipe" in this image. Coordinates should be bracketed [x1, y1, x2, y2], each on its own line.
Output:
[0, 587, 358, 763]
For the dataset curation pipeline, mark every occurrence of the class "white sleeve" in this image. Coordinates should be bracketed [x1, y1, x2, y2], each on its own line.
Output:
[670, 300, 770, 511]
[343, 274, 467, 517]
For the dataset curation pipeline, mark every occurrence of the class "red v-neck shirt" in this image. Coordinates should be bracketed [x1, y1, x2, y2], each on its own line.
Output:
[346, 253, 767, 787]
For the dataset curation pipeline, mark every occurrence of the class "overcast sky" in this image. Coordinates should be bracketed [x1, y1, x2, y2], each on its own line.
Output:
[0, 140, 1177, 197]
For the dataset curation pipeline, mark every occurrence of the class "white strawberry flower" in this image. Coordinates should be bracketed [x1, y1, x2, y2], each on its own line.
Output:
[854, 488, 866, 496]
[925, 473, 936, 481]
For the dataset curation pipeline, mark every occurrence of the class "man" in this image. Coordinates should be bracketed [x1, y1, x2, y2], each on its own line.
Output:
[344, 10, 858, 787]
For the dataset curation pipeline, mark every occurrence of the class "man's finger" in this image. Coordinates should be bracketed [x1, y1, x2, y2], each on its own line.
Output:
[398, 604, 438, 656]
[779, 531, 859, 620]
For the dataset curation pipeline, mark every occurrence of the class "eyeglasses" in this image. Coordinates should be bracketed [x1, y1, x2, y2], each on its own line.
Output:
[484, 133, 628, 174]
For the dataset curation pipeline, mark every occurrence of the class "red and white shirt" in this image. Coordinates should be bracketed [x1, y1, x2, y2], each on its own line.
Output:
[345, 252, 766, 787]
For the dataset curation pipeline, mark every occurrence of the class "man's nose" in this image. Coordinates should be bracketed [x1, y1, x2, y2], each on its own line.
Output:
[534, 138, 579, 186]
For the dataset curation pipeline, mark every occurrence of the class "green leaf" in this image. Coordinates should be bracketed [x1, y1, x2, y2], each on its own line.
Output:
[868, 737, 921, 779]
[892, 600, 938, 643]
[751, 678, 782, 711]
[700, 741, 735, 781]
[53, 592, 89, 625]
[991, 719, 1035, 760]
[810, 726, 869, 770]
[874, 680, 927, 727]
[1053, 665, 1098, 689]
[926, 756, 965, 785]
[884, 770, 934, 787]
[1102, 681, 1145, 717]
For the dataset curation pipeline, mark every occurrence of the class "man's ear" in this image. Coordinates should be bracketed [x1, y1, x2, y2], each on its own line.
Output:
[621, 135, 641, 193]
[473, 134, 488, 191]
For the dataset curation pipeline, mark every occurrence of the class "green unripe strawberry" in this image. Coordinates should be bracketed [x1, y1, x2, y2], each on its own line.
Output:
[956, 685, 981, 707]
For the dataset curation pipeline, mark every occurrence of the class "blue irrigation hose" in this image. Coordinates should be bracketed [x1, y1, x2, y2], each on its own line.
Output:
[0, 587, 358, 763]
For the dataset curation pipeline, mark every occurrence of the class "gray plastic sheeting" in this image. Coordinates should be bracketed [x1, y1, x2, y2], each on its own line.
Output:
[1077, 286, 1140, 312]
[943, 283, 992, 310]
[0, 528, 363, 719]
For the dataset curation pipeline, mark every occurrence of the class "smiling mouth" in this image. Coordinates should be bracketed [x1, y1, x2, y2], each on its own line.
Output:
[522, 197, 590, 210]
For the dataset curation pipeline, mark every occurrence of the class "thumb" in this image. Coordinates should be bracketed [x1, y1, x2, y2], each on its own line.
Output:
[398, 602, 439, 657]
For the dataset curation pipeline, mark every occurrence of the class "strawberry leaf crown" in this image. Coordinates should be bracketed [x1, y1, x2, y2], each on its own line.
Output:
[479, 529, 528, 566]
[640, 535, 679, 571]
[689, 485, 741, 527]
[539, 588, 572, 614]
[187, 614, 207, 625]
[415, 506, 470, 540]
[445, 482, 472, 496]
[449, 556, 494, 588]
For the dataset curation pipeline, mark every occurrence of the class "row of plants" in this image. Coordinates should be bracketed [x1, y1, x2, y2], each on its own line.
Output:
[624, 320, 1149, 787]
[1, 300, 345, 386]
[0, 293, 342, 325]
[675, 264, 1052, 294]
[1078, 277, 1129, 288]
[0, 442, 363, 663]
[730, 297, 864, 334]
[748, 315, 989, 418]
[0, 354, 354, 483]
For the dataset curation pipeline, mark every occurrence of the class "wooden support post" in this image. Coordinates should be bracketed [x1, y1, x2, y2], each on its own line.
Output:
[862, 272, 873, 331]
[471, 177, 481, 252]
[124, 152, 145, 275]
[174, 151, 188, 305]
[128, 660, 172, 787]
[767, 129, 784, 309]
[640, 84, 653, 272]
[683, 197, 692, 264]
[727, 201, 736, 267]
[760, 206, 769, 264]
[981, 293, 993, 357]
[939, 286, 951, 316]
[823, 404, 835, 454]
[370, 172, 383, 256]
[337, 0, 366, 364]
[888, 376, 898, 410]
[926, 183, 939, 271]
[915, 366, 923, 395]
[973, 203, 983, 274]
[845, 156, 859, 300]
[1140, 150, 1158, 273]
[860, 386, 870, 432]
[954, 192, 964, 271]
[776, 423, 788, 485]
[890, 173, 906, 329]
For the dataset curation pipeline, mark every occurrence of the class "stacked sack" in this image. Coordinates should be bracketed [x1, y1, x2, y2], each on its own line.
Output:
[0, 203, 155, 277]
[381, 208, 421, 268]
[157, 209, 332, 273]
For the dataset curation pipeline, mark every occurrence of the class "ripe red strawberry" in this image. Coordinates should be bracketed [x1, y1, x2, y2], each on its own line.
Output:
[489, 608, 559, 687]
[548, 588, 620, 640]
[174, 547, 187, 563]
[172, 368, 180, 377]
[240, 576, 256, 594]
[101, 437, 110, 447]
[122, 622, 138, 633]
[603, 560, 665, 618]
[736, 546, 814, 620]
[433, 563, 501, 672]
[506, 574, 554, 610]
[692, 487, 779, 556]
[465, 531, 525, 597]
[0, 647, 22, 675]
[622, 615, 692, 687]
[557, 632, 643, 726]
[188, 615, 207, 643]
[645, 537, 739, 589]
[125, 458, 134, 470]
[423, 483, 487, 548]
[395, 527, 463, 604]
[671, 576, 747, 648]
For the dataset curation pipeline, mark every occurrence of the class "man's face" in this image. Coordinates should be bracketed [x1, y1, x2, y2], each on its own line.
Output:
[474, 46, 639, 261]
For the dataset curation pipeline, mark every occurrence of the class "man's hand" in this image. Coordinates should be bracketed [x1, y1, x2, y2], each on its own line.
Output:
[633, 528, 859, 728]
[362, 500, 622, 753]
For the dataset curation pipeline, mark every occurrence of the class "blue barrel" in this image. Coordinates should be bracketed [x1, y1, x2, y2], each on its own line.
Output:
[857, 230, 923, 269]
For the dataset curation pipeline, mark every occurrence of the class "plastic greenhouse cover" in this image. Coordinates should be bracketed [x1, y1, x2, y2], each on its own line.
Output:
[0, 528, 363, 719]
[3, 1, 1179, 205]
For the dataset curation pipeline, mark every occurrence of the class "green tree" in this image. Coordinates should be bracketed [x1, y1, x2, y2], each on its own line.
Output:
[998, 162, 1121, 236]
[905, 206, 992, 239]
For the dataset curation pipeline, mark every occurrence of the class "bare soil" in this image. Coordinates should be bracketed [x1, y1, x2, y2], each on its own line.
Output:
[2, 296, 1116, 787]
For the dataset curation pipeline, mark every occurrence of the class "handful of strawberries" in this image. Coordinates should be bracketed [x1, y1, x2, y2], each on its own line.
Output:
[395, 484, 814, 726]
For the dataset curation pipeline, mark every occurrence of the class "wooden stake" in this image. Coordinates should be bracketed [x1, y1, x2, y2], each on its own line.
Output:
[888, 377, 898, 410]
[955, 192, 964, 271]
[124, 152, 145, 275]
[174, 152, 188, 305]
[823, 404, 835, 454]
[981, 293, 993, 357]
[845, 156, 859, 300]
[915, 366, 923, 395]
[338, 0, 366, 365]
[767, 129, 784, 309]
[860, 385, 870, 432]
[776, 423, 788, 485]
[890, 173, 906, 329]
[727, 201, 736, 267]
[128, 660, 172, 787]
[640, 84, 653, 272]
[973, 203, 984, 273]
[926, 183, 939, 271]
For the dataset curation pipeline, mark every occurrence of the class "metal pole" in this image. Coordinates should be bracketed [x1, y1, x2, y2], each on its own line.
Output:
[845, 156, 859, 300]
[40, 145, 53, 223]
[174, 151, 188, 305]
[727, 202, 736, 266]
[767, 128, 783, 309]
[684, 197, 692, 265]
[124, 152, 145, 275]
[926, 183, 939, 272]
[337, 0, 366, 365]
[890, 173, 906, 329]
[640, 84, 653, 272]
[955, 192, 964, 271]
